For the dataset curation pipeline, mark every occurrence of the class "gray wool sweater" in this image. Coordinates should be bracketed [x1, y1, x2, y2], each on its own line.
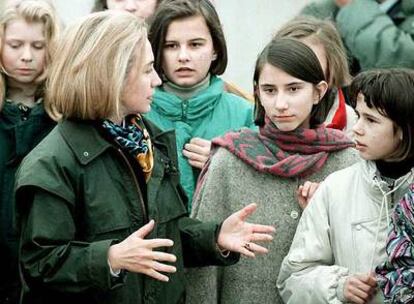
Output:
[185, 146, 360, 304]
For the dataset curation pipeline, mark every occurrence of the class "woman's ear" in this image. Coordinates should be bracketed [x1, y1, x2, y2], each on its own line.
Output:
[212, 51, 218, 61]
[313, 81, 329, 105]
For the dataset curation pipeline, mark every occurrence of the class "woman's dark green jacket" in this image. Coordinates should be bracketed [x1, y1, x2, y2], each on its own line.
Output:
[15, 118, 237, 304]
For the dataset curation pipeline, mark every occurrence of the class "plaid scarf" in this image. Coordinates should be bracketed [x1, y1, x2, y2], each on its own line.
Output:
[195, 116, 354, 199]
[101, 115, 153, 182]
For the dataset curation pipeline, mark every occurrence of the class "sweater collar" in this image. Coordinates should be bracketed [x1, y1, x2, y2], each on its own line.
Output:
[162, 74, 210, 101]
[151, 75, 224, 122]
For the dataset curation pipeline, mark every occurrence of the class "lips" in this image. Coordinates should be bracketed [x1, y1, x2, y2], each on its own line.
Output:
[274, 115, 294, 121]
[175, 67, 194, 75]
[354, 140, 367, 150]
[16, 68, 35, 75]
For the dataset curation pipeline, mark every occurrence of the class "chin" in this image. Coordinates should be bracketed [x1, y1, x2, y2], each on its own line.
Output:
[274, 123, 297, 132]
[173, 79, 198, 87]
[140, 106, 151, 114]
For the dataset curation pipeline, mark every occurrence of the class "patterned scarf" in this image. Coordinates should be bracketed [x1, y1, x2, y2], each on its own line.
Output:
[101, 115, 153, 182]
[194, 116, 353, 199]
[376, 183, 414, 304]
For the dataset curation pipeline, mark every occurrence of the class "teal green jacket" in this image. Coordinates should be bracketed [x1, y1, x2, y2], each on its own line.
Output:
[15, 118, 238, 304]
[145, 76, 254, 205]
[301, 0, 414, 70]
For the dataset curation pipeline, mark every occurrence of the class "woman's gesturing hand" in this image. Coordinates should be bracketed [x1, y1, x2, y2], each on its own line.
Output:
[108, 220, 177, 282]
[217, 203, 275, 258]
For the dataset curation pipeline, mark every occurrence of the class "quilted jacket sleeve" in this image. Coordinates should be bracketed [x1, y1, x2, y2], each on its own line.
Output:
[336, 0, 414, 70]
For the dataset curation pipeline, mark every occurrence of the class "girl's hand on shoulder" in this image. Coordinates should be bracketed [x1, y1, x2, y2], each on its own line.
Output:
[183, 137, 211, 169]
[343, 273, 377, 304]
[108, 220, 177, 282]
[296, 181, 320, 209]
[217, 203, 275, 258]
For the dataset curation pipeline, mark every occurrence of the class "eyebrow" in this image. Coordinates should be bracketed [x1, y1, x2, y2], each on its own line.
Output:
[363, 113, 380, 120]
[285, 82, 304, 86]
[6, 38, 46, 43]
[259, 82, 303, 87]
[165, 37, 207, 43]
[355, 109, 381, 121]
[143, 61, 154, 68]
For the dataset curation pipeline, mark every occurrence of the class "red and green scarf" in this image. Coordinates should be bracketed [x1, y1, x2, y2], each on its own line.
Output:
[195, 116, 354, 198]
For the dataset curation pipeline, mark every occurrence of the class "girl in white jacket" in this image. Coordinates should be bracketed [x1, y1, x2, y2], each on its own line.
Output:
[277, 68, 414, 304]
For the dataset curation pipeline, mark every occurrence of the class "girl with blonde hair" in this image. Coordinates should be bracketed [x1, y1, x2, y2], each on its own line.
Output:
[0, 1, 59, 302]
[14, 10, 274, 304]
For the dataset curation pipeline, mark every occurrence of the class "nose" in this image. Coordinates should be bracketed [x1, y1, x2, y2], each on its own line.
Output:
[21, 45, 33, 63]
[352, 117, 364, 136]
[152, 70, 162, 88]
[177, 46, 190, 62]
[274, 93, 288, 111]
[124, 0, 137, 12]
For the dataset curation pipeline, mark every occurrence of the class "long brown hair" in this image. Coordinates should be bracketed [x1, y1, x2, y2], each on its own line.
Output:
[253, 38, 328, 127]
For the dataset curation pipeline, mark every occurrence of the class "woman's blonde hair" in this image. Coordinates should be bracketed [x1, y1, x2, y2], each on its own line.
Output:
[274, 16, 351, 88]
[46, 11, 147, 121]
[0, 0, 60, 108]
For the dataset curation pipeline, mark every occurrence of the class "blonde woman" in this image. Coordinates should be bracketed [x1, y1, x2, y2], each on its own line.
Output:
[0, 1, 59, 302]
[14, 11, 274, 304]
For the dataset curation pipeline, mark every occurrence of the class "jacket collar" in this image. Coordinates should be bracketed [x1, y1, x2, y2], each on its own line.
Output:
[362, 160, 414, 205]
[58, 118, 177, 166]
[151, 75, 224, 121]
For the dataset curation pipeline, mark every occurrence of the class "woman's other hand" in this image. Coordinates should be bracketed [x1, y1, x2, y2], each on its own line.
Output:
[108, 220, 177, 282]
[217, 203, 275, 258]
[296, 181, 320, 209]
[183, 137, 211, 169]
[343, 273, 377, 304]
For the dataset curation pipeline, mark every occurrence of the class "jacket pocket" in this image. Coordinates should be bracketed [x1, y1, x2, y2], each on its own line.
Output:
[80, 196, 132, 242]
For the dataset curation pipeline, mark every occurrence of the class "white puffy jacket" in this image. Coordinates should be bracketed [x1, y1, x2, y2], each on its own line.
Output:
[277, 160, 414, 303]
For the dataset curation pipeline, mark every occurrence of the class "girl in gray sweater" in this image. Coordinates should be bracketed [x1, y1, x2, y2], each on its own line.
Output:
[185, 38, 360, 304]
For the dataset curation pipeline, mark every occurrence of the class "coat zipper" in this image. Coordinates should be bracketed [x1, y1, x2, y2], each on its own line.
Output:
[116, 148, 149, 223]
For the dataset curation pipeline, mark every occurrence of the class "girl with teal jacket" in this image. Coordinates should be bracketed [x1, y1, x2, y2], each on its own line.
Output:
[146, 0, 254, 205]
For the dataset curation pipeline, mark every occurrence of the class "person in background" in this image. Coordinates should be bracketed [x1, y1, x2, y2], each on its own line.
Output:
[278, 68, 414, 304]
[14, 11, 275, 304]
[146, 0, 255, 206]
[275, 16, 358, 207]
[92, 0, 163, 20]
[0, 1, 59, 303]
[275, 16, 356, 138]
[301, 0, 414, 74]
[186, 37, 359, 304]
